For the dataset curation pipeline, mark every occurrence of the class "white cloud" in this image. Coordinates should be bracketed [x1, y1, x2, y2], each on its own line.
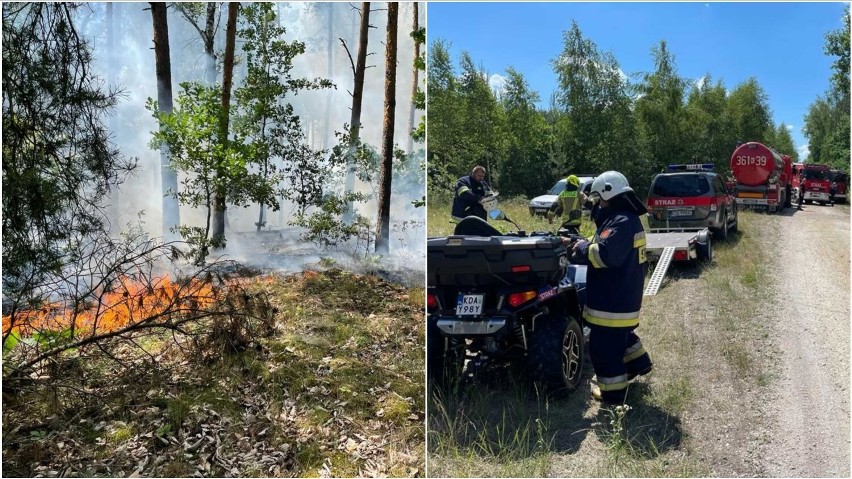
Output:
[694, 75, 708, 90]
[785, 124, 794, 131]
[489, 73, 507, 96]
[797, 143, 810, 160]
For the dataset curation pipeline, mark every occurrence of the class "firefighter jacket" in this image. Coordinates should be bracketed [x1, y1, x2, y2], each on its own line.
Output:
[557, 188, 586, 226]
[451, 175, 489, 221]
[572, 205, 648, 328]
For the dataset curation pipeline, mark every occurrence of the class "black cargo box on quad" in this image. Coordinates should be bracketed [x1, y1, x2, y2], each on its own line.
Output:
[427, 235, 568, 287]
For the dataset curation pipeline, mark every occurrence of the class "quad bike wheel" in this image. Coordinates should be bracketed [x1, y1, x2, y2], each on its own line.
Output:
[526, 314, 584, 398]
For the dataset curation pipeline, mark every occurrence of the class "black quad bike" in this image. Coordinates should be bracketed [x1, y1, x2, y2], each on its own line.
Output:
[426, 211, 589, 398]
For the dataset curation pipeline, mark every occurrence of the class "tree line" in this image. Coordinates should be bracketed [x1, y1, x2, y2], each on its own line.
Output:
[428, 12, 849, 202]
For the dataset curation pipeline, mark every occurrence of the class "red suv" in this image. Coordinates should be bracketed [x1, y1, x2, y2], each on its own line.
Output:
[646, 164, 739, 241]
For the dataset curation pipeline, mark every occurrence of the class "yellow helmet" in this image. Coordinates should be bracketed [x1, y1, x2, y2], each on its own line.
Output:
[566, 175, 580, 187]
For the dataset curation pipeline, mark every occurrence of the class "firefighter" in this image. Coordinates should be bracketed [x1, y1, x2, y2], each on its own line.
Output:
[797, 172, 804, 211]
[567, 171, 653, 404]
[547, 175, 587, 234]
[451, 166, 492, 222]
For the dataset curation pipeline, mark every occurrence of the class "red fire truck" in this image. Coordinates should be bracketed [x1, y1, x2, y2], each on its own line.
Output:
[730, 142, 792, 212]
[792, 163, 832, 206]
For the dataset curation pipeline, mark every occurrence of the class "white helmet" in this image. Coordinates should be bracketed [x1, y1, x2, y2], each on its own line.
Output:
[590, 171, 633, 201]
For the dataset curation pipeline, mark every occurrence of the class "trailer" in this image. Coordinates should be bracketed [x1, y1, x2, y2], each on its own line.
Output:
[643, 228, 712, 296]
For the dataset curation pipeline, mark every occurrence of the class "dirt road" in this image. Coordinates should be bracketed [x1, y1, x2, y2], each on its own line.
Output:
[762, 203, 850, 477]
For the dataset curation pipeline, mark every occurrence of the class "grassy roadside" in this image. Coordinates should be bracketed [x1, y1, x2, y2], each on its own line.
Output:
[427, 197, 779, 477]
[3, 269, 425, 478]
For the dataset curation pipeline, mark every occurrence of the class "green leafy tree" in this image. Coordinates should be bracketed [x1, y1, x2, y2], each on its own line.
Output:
[500, 67, 552, 196]
[457, 52, 508, 189]
[804, 6, 849, 170]
[426, 39, 464, 193]
[771, 123, 798, 161]
[684, 75, 734, 175]
[551, 22, 637, 189]
[147, 83, 235, 263]
[2, 3, 135, 301]
[726, 78, 773, 147]
[634, 40, 688, 187]
[234, 3, 333, 228]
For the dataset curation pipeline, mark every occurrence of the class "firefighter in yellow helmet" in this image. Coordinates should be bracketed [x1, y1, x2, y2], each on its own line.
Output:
[547, 174, 587, 235]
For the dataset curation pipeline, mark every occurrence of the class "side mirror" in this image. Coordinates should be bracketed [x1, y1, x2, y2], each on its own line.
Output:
[489, 209, 506, 221]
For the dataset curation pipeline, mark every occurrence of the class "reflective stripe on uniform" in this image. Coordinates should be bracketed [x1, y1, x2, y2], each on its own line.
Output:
[633, 231, 646, 248]
[595, 373, 629, 391]
[584, 305, 640, 328]
[623, 341, 646, 362]
[457, 186, 471, 196]
[588, 243, 606, 268]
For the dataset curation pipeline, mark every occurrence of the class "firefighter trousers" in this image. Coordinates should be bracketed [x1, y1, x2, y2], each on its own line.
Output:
[589, 326, 653, 403]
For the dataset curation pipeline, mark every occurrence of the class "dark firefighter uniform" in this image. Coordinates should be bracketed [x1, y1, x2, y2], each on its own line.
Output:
[572, 202, 653, 403]
[451, 175, 489, 221]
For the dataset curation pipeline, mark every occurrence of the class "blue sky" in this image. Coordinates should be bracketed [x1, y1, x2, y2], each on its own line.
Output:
[427, 2, 848, 160]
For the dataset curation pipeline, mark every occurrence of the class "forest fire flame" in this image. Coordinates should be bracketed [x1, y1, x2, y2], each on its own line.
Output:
[2, 275, 217, 338]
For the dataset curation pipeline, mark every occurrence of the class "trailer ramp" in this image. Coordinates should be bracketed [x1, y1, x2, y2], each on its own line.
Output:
[644, 246, 675, 296]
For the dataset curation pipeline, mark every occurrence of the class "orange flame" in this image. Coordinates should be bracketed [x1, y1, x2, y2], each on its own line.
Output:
[2, 275, 216, 338]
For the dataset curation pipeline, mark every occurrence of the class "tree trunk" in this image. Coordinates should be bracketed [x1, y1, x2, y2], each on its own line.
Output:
[343, 2, 371, 221]
[322, 3, 334, 151]
[150, 2, 180, 241]
[374, 3, 398, 254]
[205, 2, 217, 84]
[406, 2, 419, 154]
[212, 2, 238, 244]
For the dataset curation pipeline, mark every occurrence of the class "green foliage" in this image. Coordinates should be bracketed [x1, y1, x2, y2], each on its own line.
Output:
[291, 192, 370, 252]
[429, 20, 818, 201]
[803, 7, 850, 170]
[148, 4, 337, 262]
[2, 3, 135, 301]
[234, 3, 334, 216]
[684, 75, 734, 175]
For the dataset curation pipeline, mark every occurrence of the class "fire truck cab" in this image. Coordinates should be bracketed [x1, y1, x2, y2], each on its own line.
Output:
[792, 163, 832, 205]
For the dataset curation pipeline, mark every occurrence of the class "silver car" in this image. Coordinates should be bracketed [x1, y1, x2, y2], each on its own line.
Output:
[529, 176, 595, 217]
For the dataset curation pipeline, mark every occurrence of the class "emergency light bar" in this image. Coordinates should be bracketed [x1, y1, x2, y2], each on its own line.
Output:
[667, 163, 715, 172]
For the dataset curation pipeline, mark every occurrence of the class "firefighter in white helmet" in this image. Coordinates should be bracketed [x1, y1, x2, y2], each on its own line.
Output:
[568, 171, 653, 404]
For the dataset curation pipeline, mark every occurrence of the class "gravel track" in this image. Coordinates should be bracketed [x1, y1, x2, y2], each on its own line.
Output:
[761, 203, 850, 477]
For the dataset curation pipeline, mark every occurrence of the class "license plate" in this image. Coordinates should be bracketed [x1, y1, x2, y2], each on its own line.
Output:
[534, 208, 548, 214]
[456, 294, 484, 316]
[668, 208, 693, 218]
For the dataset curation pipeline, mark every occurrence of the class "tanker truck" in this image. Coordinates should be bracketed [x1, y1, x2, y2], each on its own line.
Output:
[730, 142, 792, 212]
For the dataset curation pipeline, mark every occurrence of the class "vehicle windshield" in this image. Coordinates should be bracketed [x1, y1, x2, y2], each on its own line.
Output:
[651, 175, 711, 197]
[804, 169, 827, 181]
[548, 181, 567, 195]
[829, 171, 847, 182]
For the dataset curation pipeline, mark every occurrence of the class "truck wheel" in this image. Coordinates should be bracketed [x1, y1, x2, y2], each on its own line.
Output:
[697, 230, 713, 262]
[427, 323, 464, 387]
[527, 315, 584, 398]
[805, 199, 812, 205]
[819, 201, 827, 206]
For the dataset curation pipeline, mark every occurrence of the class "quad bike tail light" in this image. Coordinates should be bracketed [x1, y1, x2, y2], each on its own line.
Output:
[507, 290, 537, 308]
[427, 292, 438, 310]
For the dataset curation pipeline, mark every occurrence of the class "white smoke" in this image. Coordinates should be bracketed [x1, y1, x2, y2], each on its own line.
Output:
[75, 2, 425, 278]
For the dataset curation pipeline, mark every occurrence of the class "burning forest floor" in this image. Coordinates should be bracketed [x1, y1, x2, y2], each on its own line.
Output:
[2, 268, 425, 477]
